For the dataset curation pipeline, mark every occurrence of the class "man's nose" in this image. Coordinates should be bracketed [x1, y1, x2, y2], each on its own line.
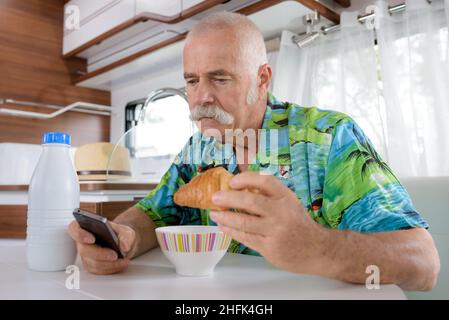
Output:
[195, 80, 215, 105]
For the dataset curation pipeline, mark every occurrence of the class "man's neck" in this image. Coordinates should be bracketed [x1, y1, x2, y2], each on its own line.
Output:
[234, 97, 267, 172]
[232, 96, 267, 147]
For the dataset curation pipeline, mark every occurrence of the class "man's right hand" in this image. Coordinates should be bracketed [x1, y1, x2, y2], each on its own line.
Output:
[68, 220, 136, 275]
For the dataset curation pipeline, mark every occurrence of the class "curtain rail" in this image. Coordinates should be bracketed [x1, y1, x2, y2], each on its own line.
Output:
[292, 1, 437, 47]
[321, 2, 408, 34]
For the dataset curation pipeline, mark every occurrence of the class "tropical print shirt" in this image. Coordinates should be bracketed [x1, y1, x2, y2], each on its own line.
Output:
[135, 92, 428, 256]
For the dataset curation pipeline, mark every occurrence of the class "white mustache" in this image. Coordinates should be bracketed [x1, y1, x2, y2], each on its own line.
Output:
[189, 105, 234, 125]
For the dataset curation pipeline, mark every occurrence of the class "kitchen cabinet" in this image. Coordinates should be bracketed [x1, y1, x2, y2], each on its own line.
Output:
[135, 0, 182, 17]
[63, 0, 136, 56]
[0, 182, 155, 238]
[79, 200, 139, 221]
[183, 0, 207, 11]
[62, 0, 222, 58]
[0, 201, 139, 238]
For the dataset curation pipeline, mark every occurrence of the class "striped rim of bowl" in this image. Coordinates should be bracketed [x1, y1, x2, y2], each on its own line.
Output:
[156, 227, 232, 253]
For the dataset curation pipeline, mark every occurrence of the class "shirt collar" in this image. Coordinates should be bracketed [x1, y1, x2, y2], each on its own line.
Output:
[261, 92, 289, 130]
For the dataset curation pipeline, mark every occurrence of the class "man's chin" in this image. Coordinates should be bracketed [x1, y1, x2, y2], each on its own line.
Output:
[197, 118, 227, 138]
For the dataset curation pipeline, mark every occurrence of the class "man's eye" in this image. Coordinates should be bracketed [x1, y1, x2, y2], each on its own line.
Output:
[186, 79, 198, 85]
[214, 78, 229, 84]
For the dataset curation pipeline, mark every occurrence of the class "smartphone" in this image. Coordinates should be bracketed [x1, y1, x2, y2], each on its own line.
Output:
[73, 208, 125, 259]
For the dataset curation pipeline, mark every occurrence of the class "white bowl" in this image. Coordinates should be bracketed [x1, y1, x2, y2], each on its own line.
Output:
[155, 225, 232, 276]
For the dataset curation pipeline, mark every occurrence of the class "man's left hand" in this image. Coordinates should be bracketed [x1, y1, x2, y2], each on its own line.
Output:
[210, 172, 328, 274]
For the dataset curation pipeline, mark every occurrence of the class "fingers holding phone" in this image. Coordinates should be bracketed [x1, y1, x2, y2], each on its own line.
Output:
[68, 220, 95, 244]
[109, 222, 136, 256]
[68, 212, 136, 275]
[74, 235, 130, 274]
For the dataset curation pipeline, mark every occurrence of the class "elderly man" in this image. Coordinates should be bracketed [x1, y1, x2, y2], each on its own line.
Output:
[68, 12, 440, 291]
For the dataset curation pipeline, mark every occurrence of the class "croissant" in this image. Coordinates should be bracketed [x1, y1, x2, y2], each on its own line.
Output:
[173, 167, 234, 211]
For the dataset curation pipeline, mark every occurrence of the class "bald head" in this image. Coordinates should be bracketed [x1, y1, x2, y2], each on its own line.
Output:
[185, 11, 267, 74]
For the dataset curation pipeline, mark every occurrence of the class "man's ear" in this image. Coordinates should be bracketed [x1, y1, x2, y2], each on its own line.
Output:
[258, 63, 273, 91]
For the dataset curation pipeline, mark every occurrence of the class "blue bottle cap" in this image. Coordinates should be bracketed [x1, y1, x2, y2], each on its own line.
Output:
[42, 132, 71, 145]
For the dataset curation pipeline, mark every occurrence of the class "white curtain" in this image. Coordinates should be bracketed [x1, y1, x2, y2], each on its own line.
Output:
[273, 11, 388, 161]
[447, 0, 449, 29]
[273, 0, 449, 177]
[376, 0, 449, 177]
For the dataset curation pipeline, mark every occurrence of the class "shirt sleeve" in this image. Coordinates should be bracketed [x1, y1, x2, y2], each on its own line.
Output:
[321, 117, 429, 233]
[134, 153, 202, 228]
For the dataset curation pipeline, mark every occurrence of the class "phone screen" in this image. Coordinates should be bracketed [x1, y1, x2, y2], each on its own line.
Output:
[73, 208, 125, 259]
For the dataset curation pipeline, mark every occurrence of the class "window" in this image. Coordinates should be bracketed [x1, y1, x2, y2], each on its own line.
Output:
[124, 92, 195, 159]
[119, 91, 196, 181]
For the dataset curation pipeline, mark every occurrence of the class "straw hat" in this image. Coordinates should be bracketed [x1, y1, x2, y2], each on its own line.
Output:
[74, 142, 131, 181]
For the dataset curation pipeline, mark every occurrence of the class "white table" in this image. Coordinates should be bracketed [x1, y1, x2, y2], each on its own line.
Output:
[0, 241, 406, 300]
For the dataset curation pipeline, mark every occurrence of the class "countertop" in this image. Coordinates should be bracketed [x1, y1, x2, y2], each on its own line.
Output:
[0, 181, 158, 191]
[0, 240, 406, 300]
[0, 181, 158, 204]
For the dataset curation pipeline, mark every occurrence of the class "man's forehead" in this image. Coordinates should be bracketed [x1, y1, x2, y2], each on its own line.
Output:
[183, 51, 241, 77]
[183, 36, 244, 78]
[184, 34, 240, 60]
